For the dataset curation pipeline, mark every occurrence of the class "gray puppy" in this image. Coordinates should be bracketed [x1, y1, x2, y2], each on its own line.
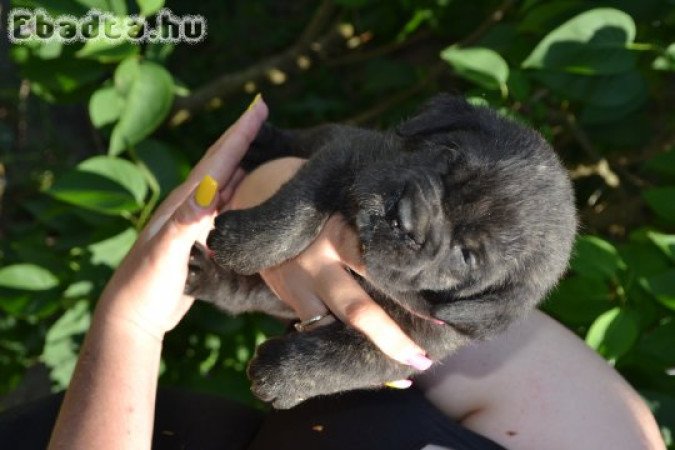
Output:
[185, 94, 577, 409]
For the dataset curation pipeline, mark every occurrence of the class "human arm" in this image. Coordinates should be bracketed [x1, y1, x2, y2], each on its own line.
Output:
[416, 310, 665, 450]
[47, 97, 268, 450]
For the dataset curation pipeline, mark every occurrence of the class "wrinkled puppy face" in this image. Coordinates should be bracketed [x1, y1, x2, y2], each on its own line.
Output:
[352, 147, 523, 298]
[352, 94, 576, 320]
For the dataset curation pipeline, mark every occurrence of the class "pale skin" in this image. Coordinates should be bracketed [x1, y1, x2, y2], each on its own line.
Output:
[49, 100, 665, 450]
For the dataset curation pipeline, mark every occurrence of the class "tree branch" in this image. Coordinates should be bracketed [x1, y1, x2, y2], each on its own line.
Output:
[169, 0, 340, 126]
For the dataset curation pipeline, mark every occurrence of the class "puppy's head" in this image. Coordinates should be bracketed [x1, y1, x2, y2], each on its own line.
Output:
[353, 95, 576, 318]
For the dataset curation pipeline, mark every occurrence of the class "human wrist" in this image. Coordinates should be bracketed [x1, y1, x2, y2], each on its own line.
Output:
[92, 298, 167, 345]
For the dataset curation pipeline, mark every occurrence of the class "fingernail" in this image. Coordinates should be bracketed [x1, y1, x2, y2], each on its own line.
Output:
[247, 93, 262, 111]
[405, 353, 433, 371]
[385, 379, 412, 389]
[194, 175, 218, 208]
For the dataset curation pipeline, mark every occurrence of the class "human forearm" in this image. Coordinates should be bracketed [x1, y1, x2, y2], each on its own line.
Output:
[48, 312, 162, 450]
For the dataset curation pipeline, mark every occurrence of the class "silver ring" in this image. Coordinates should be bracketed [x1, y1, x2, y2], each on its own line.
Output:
[294, 313, 333, 332]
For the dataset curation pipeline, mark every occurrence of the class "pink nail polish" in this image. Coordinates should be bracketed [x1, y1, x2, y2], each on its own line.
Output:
[405, 353, 433, 371]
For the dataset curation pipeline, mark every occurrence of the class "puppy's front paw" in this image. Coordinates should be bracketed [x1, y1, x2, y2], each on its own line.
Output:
[206, 211, 262, 275]
[247, 338, 309, 409]
[185, 243, 217, 297]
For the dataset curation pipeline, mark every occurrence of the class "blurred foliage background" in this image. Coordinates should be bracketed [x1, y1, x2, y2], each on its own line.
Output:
[0, 0, 674, 443]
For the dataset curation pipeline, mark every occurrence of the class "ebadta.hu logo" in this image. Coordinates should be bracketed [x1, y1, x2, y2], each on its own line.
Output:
[6, 8, 207, 44]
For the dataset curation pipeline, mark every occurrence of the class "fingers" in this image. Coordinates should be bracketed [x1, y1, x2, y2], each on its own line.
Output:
[152, 175, 219, 252]
[219, 167, 247, 209]
[191, 95, 268, 187]
[323, 214, 367, 275]
[140, 97, 267, 243]
[260, 264, 329, 320]
[314, 263, 432, 371]
[150, 96, 268, 221]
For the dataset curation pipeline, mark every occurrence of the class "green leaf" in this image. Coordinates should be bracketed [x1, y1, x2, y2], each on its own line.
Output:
[34, 40, 63, 60]
[0, 264, 59, 291]
[647, 231, 675, 262]
[42, 300, 91, 389]
[87, 227, 138, 268]
[542, 276, 612, 325]
[48, 156, 148, 215]
[522, 8, 636, 75]
[137, 0, 165, 16]
[645, 269, 675, 311]
[48, 171, 142, 214]
[635, 320, 675, 367]
[63, 280, 94, 299]
[76, 39, 139, 64]
[114, 57, 140, 96]
[78, 156, 148, 205]
[517, 0, 584, 34]
[17, 55, 108, 103]
[109, 61, 174, 155]
[585, 307, 639, 362]
[619, 238, 671, 278]
[644, 148, 675, 177]
[533, 70, 647, 108]
[652, 43, 675, 71]
[644, 187, 675, 222]
[76, 0, 127, 15]
[440, 46, 509, 95]
[579, 85, 647, 124]
[136, 139, 187, 195]
[571, 235, 626, 280]
[89, 86, 125, 128]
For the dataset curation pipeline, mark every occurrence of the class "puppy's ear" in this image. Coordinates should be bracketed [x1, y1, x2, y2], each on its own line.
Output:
[396, 94, 480, 138]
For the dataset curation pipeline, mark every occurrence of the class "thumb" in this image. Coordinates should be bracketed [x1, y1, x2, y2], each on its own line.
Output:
[155, 175, 219, 249]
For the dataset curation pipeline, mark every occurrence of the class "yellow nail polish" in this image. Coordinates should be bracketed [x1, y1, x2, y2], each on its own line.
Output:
[384, 379, 412, 389]
[194, 175, 218, 208]
[247, 93, 262, 111]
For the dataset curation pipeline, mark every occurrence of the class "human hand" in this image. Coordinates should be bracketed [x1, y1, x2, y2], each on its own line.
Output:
[95, 95, 268, 340]
[260, 215, 432, 372]
[230, 156, 432, 372]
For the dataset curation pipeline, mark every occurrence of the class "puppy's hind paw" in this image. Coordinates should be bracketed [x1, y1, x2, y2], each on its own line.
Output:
[247, 339, 309, 409]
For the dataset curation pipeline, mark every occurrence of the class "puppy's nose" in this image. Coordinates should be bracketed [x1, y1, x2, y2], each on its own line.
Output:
[396, 184, 431, 245]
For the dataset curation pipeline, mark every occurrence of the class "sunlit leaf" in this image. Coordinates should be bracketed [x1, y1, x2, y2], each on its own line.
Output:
[652, 43, 675, 71]
[87, 227, 137, 268]
[0, 264, 59, 291]
[109, 61, 174, 155]
[78, 156, 148, 205]
[585, 307, 639, 362]
[645, 269, 675, 311]
[89, 86, 125, 127]
[137, 0, 165, 16]
[571, 235, 625, 280]
[522, 8, 636, 75]
[42, 300, 91, 389]
[48, 156, 148, 215]
[440, 46, 509, 95]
